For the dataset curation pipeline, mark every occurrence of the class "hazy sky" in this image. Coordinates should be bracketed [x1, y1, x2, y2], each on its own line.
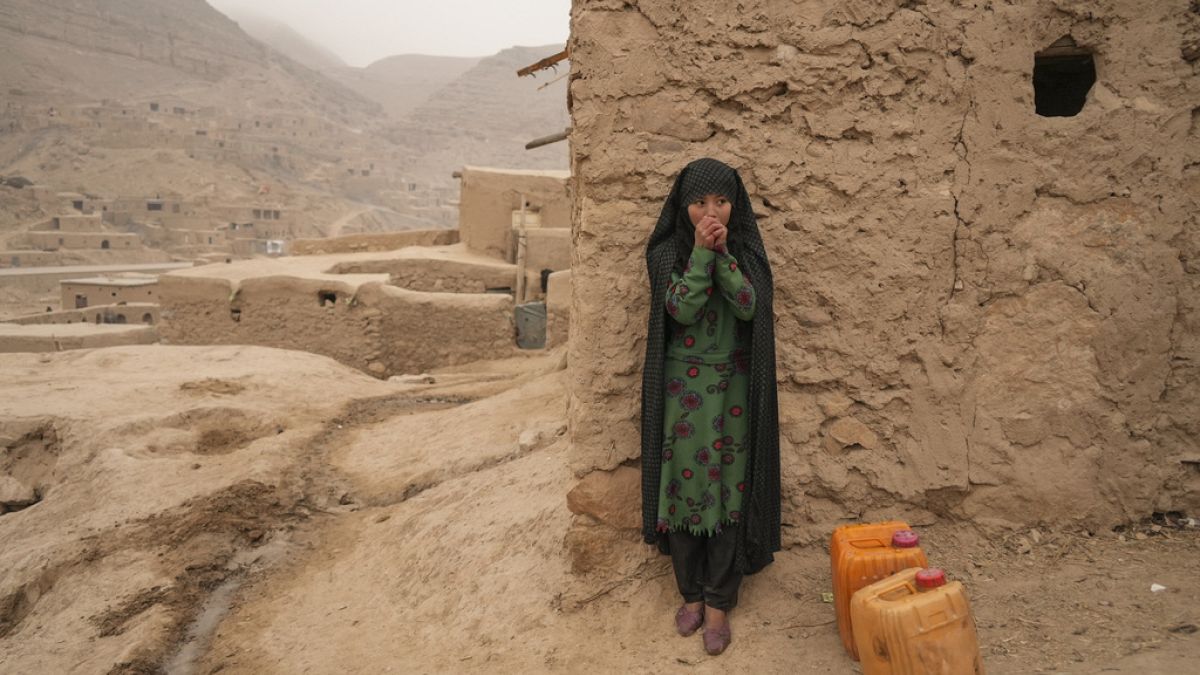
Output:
[208, 0, 570, 66]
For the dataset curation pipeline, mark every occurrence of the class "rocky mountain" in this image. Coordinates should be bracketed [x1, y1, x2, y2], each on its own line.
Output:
[221, 9, 348, 73]
[0, 0, 568, 242]
[0, 0, 371, 117]
[335, 54, 483, 120]
[385, 45, 571, 187]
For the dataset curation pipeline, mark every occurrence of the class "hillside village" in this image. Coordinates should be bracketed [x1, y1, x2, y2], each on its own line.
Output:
[1, 0, 1198, 674]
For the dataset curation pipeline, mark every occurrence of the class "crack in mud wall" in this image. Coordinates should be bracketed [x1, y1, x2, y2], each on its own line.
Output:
[566, 0, 1200, 544]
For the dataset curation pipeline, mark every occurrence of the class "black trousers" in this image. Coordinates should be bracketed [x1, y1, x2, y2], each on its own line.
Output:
[668, 527, 743, 611]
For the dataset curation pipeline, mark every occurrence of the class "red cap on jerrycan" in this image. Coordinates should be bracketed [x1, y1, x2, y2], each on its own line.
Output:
[891, 530, 919, 548]
[916, 568, 947, 589]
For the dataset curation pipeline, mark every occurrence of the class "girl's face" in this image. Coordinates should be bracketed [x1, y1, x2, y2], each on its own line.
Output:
[687, 193, 731, 228]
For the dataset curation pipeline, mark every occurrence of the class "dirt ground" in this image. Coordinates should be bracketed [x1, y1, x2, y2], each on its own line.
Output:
[0, 345, 1196, 674]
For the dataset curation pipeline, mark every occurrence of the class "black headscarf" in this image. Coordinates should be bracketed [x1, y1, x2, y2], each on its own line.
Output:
[640, 157, 781, 575]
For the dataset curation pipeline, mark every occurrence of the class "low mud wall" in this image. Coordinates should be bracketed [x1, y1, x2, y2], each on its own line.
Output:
[157, 275, 517, 377]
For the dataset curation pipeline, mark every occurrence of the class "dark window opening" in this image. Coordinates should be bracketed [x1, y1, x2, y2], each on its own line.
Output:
[113, 314, 127, 324]
[142, 313, 153, 324]
[540, 268, 553, 293]
[149, 103, 159, 112]
[231, 308, 242, 322]
[75, 294, 88, 309]
[1034, 36, 1095, 117]
[147, 201, 163, 211]
[319, 291, 338, 307]
[72, 200, 84, 211]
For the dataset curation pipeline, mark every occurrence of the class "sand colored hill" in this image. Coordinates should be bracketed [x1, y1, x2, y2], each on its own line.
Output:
[221, 10, 348, 72]
[0, 344, 1196, 673]
[335, 55, 485, 120]
[0, 0, 374, 117]
[385, 45, 571, 187]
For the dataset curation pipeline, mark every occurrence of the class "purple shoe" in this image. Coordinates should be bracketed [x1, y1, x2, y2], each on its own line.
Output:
[703, 623, 731, 656]
[675, 605, 703, 636]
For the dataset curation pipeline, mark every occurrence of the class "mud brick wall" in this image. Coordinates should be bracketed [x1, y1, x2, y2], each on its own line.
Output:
[565, 0, 1200, 548]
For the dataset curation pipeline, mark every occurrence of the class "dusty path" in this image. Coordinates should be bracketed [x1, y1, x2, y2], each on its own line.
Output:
[0, 345, 1196, 673]
[324, 206, 372, 239]
[194, 358, 1200, 674]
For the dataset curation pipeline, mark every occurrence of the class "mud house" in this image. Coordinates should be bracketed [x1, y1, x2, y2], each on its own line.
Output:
[458, 166, 571, 261]
[157, 167, 579, 376]
[24, 214, 141, 251]
[60, 274, 158, 310]
[562, 0, 1199, 565]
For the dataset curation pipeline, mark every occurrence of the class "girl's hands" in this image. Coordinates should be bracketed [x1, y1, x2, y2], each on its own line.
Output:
[696, 216, 727, 251]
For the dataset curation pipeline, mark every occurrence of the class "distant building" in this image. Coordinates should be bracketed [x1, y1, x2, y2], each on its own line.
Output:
[60, 275, 158, 310]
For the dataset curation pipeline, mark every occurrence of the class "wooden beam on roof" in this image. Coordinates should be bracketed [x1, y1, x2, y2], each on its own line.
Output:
[517, 48, 569, 78]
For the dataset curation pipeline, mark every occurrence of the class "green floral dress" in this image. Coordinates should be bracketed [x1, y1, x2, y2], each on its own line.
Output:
[657, 243, 757, 536]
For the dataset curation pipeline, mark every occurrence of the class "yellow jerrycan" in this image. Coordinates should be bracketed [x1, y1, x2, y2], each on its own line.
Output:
[831, 521, 929, 659]
[850, 567, 985, 675]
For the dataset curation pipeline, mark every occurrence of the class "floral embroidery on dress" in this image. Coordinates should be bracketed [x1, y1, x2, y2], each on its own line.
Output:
[657, 245, 756, 536]
[666, 378, 685, 395]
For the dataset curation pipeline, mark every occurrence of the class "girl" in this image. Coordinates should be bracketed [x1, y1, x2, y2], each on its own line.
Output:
[640, 157, 780, 656]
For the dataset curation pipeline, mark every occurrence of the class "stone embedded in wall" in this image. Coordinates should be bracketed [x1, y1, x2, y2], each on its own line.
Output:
[823, 416, 879, 453]
[566, 464, 640, 530]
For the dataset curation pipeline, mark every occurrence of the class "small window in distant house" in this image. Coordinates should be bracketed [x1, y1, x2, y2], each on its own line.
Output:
[273, 210, 281, 219]
[142, 313, 153, 324]
[147, 201, 163, 211]
[75, 295, 87, 308]
[73, 200, 84, 211]
[101, 240, 110, 249]
[149, 103, 159, 112]
[319, 291, 338, 307]
[253, 209, 262, 218]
